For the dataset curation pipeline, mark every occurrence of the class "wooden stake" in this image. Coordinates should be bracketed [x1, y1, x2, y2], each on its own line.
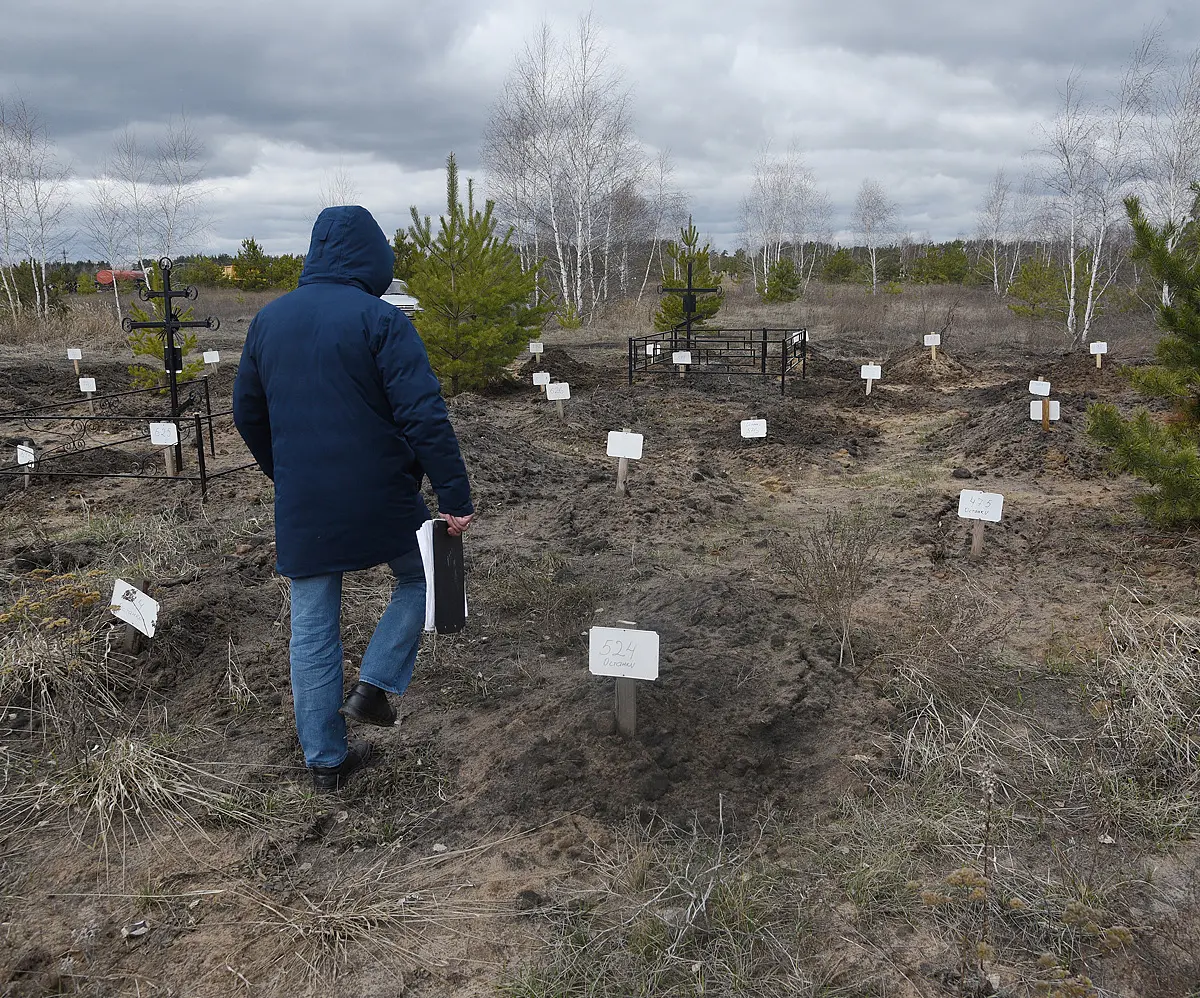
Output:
[931, 344, 937, 362]
[865, 378, 874, 395]
[1096, 353, 1103, 370]
[616, 426, 631, 495]
[555, 399, 564, 420]
[1041, 398, 1050, 432]
[72, 358, 80, 377]
[119, 577, 150, 655]
[615, 677, 636, 738]
[970, 520, 985, 559]
[164, 447, 178, 477]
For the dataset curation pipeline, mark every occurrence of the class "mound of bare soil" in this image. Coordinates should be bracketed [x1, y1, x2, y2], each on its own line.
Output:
[518, 346, 610, 391]
[926, 393, 1112, 479]
[886, 346, 974, 385]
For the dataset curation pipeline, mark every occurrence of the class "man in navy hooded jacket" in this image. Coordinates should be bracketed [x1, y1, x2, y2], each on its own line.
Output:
[233, 205, 473, 791]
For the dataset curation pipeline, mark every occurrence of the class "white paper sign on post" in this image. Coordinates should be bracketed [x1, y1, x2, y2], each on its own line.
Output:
[67, 348, 82, 361]
[1028, 400, 1061, 421]
[532, 371, 551, 387]
[79, 377, 97, 394]
[740, 419, 767, 439]
[1028, 379, 1051, 397]
[861, 364, 882, 380]
[203, 350, 220, 364]
[589, 626, 659, 680]
[672, 351, 692, 365]
[16, 443, 36, 466]
[546, 382, 570, 401]
[109, 579, 160, 638]
[528, 341, 544, 355]
[646, 343, 662, 356]
[149, 421, 179, 447]
[1090, 342, 1108, 355]
[958, 489, 1004, 523]
[607, 431, 644, 460]
[923, 333, 941, 347]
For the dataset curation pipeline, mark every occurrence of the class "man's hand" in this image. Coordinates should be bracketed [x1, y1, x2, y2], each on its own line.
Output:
[440, 512, 474, 537]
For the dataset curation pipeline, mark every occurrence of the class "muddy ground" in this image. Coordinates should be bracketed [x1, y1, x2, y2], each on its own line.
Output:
[1, 319, 1198, 997]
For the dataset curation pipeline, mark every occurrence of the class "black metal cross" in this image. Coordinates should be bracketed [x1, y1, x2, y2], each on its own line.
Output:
[657, 260, 719, 353]
[122, 256, 220, 468]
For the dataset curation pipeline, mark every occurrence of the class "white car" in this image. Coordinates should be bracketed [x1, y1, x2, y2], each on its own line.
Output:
[381, 278, 421, 318]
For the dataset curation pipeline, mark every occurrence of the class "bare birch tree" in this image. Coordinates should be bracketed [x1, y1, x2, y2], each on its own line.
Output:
[83, 170, 130, 320]
[636, 149, 687, 303]
[484, 15, 642, 322]
[854, 178, 896, 294]
[152, 115, 207, 258]
[111, 128, 153, 278]
[1140, 42, 1200, 303]
[317, 161, 361, 211]
[975, 168, 1012, 294]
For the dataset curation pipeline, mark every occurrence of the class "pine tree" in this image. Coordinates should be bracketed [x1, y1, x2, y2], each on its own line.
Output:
[761, 256, 801, 303]
[408, 153, 550, 395]
[1087, 186, 1200, 526]
[233, 237, 271, 290]
[653, 219, 723, 331]
[392, 229, 418, 281]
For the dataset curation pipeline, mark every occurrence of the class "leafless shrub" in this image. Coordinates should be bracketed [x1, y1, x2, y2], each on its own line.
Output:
[773, 508, 881, 668]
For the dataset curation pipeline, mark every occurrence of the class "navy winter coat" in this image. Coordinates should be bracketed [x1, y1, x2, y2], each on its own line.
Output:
[233, 206, 473, 578]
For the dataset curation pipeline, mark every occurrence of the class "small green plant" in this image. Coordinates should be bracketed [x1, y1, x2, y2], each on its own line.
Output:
[760, 256, 800, 303]
[883, 280, 904, 295]
[557, 301, 583, 329]
[75, 274, 96, 295]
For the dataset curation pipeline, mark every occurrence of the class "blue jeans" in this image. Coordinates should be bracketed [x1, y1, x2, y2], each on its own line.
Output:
[288, 549, 426, 768]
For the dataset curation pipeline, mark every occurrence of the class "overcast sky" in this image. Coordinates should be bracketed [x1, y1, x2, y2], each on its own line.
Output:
[2, 0, 1197, 258]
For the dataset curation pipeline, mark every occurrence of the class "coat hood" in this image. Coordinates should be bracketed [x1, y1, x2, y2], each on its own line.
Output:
[299, 206, 395, 296]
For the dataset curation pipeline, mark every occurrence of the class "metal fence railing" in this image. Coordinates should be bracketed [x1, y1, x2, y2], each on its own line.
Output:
[628, 327, 807, 395]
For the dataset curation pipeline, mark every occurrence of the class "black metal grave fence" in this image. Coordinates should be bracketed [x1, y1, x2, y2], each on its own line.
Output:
[628, 327, 807, 395]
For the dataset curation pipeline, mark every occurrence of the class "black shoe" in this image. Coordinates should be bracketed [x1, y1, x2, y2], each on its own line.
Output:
[339, 681, 397, 728]
[310, 739, 374, 791]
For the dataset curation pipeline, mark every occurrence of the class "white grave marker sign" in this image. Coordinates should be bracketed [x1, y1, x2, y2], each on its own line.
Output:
[645, 343, 661, 356]
[109, 579, 160, 638]
[528, 341, 544, 355]
[607, 431, 644, 460]
[1090, 342, 1108, 355]
[16, 444, 36, 466]
[202, 350, 220, 364]
[672, 351, 692, 365]
[923, 333, 941, 347]
[860, 364, 882, 380]
[1028, 400, 1061, 422]
[589, 626, 659, 681]
[958, 489, 1004, 523]
[1028, 379, 1051, 397]
[149, 421, 180, 447]
[546, 382, 571, 401]
[532, 371, 551, 387]
[740, 419, 767, 439]
[79, 377, 97, 394]
[67, 348, 83, 361]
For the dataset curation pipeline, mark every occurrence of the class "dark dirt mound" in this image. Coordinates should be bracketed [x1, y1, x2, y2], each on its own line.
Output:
[925, 395, 1112, 479]
[518, 347, 612, 391]
[0, 360, 135, 413]
[887, 346, 974, 385]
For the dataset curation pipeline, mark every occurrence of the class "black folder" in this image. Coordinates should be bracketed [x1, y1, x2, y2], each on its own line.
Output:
[431, 518, 466, 634]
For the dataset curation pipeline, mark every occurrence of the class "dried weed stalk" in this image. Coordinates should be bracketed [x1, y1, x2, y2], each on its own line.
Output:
[773, 508, 881, 668]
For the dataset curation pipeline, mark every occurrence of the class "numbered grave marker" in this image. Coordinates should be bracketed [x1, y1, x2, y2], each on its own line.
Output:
[672, 350, 692, 379]
[958, 488, 1005, 559]
[528, 341, 544, 367]
[645, 342, 662, 356]
[149, 421, 179, 447]
[608, 429, 643, 494]
[109, 579, 160, 639]
[16, 441, 35, 489]
[1028, 379, 1051, 397]
[740, 419, 767, 439]
[924, 332, 941, 360]
[532, 371, 551, 392]
[1090, 341, 1108, 369]
[202, 350, 220, 366]
[67, 347, 82, 376]
[861, 364, 882, 395]
[589, 624, 660, 738]
[79, 377, 96, 394]
[1028, 400, 1061, 422]
[546, 381, 570, 419]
